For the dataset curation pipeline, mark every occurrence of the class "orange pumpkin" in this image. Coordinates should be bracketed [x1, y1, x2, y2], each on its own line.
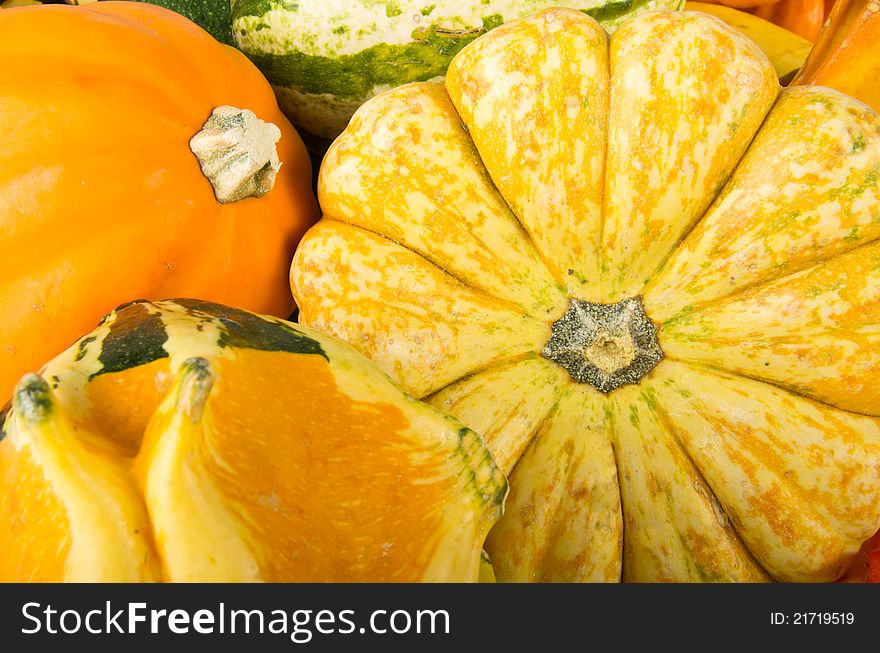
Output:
[791, 0, 880, 112]
[0, 299, 504, 581]
[698, 0, 779, 8]
[0, 2, 318, 400]
[750, 0, 826, 41]
[838, 530, 880, 582]
[701, 0, 827, 41]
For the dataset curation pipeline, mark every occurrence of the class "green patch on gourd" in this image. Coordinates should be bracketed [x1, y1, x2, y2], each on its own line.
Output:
[629, 404, 640, 426]
[231, 0, 278, 20]
[851, 134, 867, 153]
[14, 375, 54, 423]
[586, 0, 642, 23]
[455, 426, 508, 506]
[91, 302, 169, 379]
[176, 300, 329, 360]
[0, 400, 9, 442]
[129, 0, 235, 45]
[245, 23, 494, 99]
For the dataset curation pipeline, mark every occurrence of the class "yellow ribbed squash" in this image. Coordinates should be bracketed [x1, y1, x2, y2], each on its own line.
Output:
[291, 9, 880, 582]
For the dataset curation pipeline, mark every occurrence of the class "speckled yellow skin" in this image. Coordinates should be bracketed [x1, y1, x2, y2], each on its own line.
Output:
[291, 9, 880, 582]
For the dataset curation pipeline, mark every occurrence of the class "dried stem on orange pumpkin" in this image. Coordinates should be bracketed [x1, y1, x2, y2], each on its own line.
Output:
[189, 106, 283, 204]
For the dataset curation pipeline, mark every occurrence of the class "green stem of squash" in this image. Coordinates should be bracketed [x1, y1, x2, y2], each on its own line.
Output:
[541, 296, 663, 393]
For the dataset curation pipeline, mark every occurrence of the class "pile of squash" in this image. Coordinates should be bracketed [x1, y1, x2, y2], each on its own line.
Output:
[1, 0, 878, 583]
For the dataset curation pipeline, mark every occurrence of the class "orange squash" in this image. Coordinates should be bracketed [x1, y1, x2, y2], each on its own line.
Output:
[750, 0, 826, 41]
[0, 299, 505, 581]
[791, 0, 880, 111]
[868, 538, 880, 581]
[0, 2, 318, 401]
[838, 530, 880, 581]
[701, 0, 826, 41]
[700, 0, 779, 7]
